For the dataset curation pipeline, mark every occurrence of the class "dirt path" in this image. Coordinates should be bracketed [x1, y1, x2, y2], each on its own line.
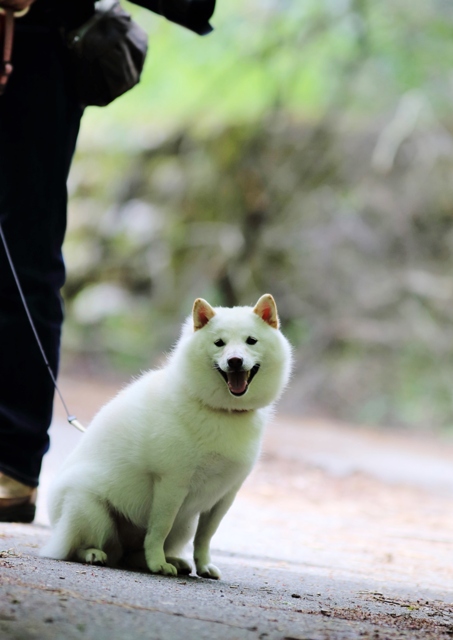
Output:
[2, 376, 453, 639]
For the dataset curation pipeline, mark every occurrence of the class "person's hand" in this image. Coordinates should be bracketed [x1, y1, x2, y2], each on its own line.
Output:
[0, 0, 35, 13]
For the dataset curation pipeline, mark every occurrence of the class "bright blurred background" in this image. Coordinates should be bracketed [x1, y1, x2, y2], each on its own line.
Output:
[62, 0, 453, 430]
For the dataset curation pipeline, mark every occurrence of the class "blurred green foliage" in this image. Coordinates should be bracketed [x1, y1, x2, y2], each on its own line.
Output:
[64, 0, 453, 429]
[81, 0, 453, 140]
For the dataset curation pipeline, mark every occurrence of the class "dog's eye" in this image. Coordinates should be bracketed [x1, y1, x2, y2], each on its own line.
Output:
[214, 339, 225, 347]
[246, 337, 258, 345]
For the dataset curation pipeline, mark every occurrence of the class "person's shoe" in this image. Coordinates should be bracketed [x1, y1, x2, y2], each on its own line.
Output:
[0, 472, 37, 523]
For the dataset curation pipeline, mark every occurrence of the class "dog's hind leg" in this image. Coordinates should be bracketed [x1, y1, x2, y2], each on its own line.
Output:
[41, 491, 120, 566]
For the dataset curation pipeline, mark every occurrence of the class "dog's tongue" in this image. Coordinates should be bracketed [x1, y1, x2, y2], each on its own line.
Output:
[227, 371, 248, 395]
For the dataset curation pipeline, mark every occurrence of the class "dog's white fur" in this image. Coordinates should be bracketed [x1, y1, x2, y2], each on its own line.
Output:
[41, 294, 292, 579]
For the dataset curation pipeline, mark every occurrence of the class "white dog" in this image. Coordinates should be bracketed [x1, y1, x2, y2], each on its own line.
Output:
[41, 294, 292, 579]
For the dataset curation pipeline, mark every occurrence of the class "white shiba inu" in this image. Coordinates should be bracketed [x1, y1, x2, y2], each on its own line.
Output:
[41, 294, 292, 579]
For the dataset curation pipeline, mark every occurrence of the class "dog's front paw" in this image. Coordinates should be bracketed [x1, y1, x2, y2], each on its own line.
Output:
[196, 563, 221, 580]
[166, 556, 192, 575]
[77, 548, 107, 566]
[148, 560, 178, 577]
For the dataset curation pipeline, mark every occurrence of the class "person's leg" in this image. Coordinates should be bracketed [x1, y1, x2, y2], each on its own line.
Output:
[0, 25, 83, 517]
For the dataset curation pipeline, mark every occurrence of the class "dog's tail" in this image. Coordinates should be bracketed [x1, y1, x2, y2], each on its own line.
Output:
[40, 538, 73, 560]
[40, 516, 78, 560]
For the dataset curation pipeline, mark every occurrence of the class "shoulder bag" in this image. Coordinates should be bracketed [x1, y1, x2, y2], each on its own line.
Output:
[66, 0, 148, 107]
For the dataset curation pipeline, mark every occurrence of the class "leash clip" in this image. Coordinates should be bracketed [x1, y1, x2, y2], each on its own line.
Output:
[68, 416, 87, 433]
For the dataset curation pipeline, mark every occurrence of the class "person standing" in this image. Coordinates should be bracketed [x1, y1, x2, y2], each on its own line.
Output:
[0, 0, 216, 522]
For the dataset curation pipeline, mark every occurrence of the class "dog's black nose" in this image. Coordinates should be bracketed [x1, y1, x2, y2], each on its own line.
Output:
[227, 357, 243, 371]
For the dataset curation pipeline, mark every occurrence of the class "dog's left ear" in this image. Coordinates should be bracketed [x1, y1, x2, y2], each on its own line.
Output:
[253, 294, 279, 329]
[193, 298, 216, 331]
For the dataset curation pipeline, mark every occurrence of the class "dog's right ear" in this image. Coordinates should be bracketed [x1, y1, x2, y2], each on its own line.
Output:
[193, 298, 216, 331]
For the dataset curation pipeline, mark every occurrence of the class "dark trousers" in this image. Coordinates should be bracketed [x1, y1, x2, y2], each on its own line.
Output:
[0, 26, 83, 487]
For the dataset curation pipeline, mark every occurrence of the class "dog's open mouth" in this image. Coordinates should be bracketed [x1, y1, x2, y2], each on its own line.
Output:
[216, 364, 260, 396]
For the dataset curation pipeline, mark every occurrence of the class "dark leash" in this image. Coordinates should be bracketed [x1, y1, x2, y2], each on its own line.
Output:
[0, 6, 85, 432]
[0, 222, 86, 432]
